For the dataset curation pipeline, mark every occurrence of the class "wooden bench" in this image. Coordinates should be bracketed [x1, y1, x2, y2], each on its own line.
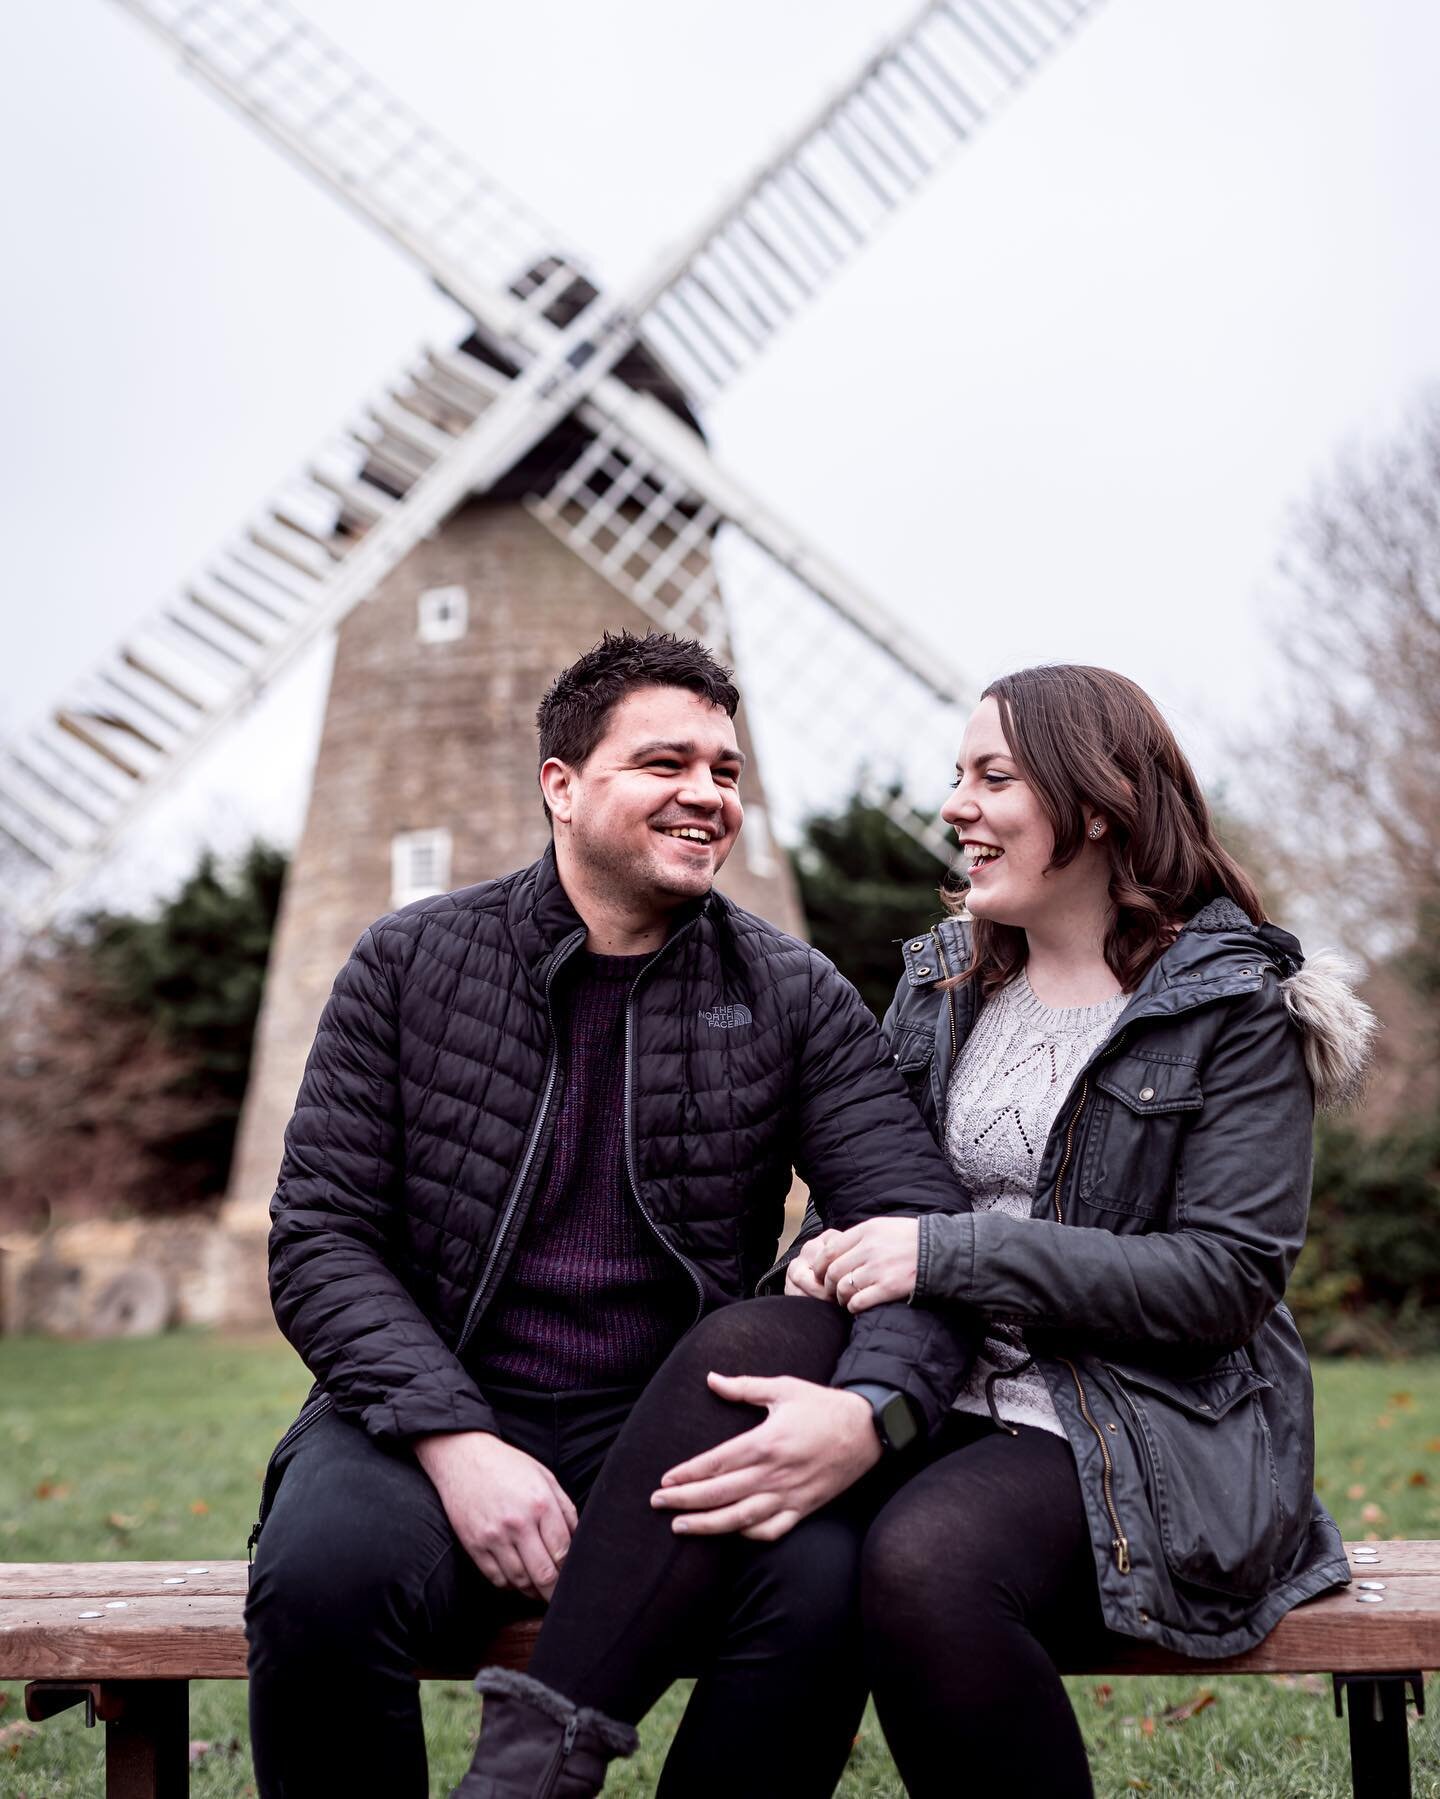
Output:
[2, 1545, 1435, 1797]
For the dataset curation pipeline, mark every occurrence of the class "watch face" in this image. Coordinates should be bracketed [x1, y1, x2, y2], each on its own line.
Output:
[881, 1393, 920, 1453]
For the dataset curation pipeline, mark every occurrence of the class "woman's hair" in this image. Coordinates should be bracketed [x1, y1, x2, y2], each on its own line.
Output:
[951, 664, 1266, 996]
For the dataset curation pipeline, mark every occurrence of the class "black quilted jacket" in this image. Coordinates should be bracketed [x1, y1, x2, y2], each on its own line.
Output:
[266, 848, 976, 1456]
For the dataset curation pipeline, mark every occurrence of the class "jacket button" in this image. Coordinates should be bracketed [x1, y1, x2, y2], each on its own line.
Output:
[1139, 1087, 1155, 1101]
[916, 965, 933, 978]
[1106, 1421, 1117, 1432]
[909, 939, 926, 951]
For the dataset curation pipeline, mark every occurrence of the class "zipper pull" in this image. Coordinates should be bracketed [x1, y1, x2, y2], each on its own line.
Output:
[247, 1520, 262, 1564]
[1113, 1536, 1131, 1575]
[562, 1715, 579, 1757]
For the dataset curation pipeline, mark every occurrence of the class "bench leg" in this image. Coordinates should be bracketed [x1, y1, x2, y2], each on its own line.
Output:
[104, 1681, 190, 1799]
[1333, 1672, 1424, 1799]
[24, 1677, 190, 1799]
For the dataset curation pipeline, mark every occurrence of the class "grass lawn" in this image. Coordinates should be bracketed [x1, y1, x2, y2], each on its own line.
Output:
[1, 1335, 1437, 1797]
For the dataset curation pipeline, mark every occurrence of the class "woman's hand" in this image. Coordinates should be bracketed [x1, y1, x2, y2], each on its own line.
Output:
[811, 1218, 920, 1312]
[650, 1375, 880, 1541]
[783, 1235, 832, 1300]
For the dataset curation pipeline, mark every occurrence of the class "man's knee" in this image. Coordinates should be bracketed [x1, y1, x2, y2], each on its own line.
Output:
[246, 1436, 455, 1669]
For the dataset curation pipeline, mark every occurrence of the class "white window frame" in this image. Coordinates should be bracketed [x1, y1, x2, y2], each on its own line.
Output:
[417, 585, 469, 644]
[391, 827, 453, 909]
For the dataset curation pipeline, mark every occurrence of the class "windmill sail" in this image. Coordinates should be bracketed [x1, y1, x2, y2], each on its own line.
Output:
[3, 0, 1106, 920]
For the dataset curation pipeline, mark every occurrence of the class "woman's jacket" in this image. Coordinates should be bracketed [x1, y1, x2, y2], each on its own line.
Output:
[882, 897, 1370, 1658]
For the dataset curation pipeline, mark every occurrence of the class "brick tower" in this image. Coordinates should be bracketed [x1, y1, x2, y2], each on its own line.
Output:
[219, 490, 803, 1324]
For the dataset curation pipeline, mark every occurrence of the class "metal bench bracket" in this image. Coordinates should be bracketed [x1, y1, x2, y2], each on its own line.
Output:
[25, 1677, 189, 1799]
[1332, 1671, 1425, 1799]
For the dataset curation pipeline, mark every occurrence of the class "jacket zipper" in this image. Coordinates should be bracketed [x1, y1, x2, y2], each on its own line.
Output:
[1061, 1357, 1131, 1574]
[931, 927, 960, 1062]
[455, 931, 586, 1356]
[1051, 1078, 1088, 1222]
[624, 946, 706, 1323]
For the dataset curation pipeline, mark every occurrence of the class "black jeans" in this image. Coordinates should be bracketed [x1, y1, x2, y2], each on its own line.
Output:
[246, 1312, 874, 1799]
[245, 1381, 635, 1797]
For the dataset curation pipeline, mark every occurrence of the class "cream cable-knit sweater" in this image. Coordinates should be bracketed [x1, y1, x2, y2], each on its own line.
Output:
[943, 972, 1128, 1437]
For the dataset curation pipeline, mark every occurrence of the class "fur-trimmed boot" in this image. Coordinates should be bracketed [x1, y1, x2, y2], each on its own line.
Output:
[450, 1667, 639, 1798]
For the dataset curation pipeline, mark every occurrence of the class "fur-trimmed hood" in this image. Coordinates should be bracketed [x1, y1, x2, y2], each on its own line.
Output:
[1175, 898, 1378, 1111]
[1280, 949, 1379, 1111]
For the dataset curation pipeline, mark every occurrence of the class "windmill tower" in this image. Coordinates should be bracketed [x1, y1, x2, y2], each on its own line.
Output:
[0, 0, 1106, 1323]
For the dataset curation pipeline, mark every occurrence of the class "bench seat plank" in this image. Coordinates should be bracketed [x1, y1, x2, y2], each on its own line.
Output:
[0, 1563, 247, 1600]
[2, 1549, 1434, 1687]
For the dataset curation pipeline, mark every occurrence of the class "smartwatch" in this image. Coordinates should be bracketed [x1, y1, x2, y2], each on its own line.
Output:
[844, 1383, 921, 1455]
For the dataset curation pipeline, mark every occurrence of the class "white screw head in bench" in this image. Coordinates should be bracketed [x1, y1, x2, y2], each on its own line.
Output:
[105, 1601, 128, 1609]
[77, 1611, 102, 1618]
[186, 1567, 210, 1574]
[1357, 1581, 1386, 1590]
[1356, 1593, 1385, 1603]
[162, 1577, 186, 1585]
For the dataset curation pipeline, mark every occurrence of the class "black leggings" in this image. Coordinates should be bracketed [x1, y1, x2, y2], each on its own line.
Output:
[536, 1297, 1108, 1799]
[862, 1417, 1105, 1798]
[530, 1298, 875, 1798]
[246, 1306, 872, 1799]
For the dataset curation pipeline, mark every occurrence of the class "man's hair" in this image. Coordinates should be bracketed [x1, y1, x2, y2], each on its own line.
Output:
[536, 631, 740, 817]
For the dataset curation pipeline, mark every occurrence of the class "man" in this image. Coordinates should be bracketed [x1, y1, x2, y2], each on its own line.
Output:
[245, 631, 971, 1797]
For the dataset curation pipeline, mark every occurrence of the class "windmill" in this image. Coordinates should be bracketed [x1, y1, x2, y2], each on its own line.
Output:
[1, 0, 1105, 1322]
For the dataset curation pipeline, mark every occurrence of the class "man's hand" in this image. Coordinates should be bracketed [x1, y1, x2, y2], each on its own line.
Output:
[782, 1235, 832, 1300]
[650, 1375, 880, 1542]
[811, 1218, 920, 1311]
[414, 1431, 577, 1601]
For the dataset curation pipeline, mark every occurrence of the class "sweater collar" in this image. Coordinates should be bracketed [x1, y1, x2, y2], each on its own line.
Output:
[508, 844, 719, 988]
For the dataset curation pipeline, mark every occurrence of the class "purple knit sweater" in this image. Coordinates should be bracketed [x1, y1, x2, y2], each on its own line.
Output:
[469, 952, 694, 1390]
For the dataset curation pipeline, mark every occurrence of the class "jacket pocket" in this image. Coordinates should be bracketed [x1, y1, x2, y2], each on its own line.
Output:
[249, 1389, 333, 1561]
[1105, 1358, 1283, 1598]
[1078, 1056, 1202, 1217]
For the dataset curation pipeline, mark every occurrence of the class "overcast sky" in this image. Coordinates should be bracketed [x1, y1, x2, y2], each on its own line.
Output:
[5, 0, 1438, 916]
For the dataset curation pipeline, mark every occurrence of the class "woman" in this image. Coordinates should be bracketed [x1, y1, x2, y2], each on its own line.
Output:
[460, 664, 1369, 1798]
[786, 662, 1371, 1794]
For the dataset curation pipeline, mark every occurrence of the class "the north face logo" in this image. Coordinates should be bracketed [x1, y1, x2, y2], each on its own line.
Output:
[699, 1004, 753, 1030]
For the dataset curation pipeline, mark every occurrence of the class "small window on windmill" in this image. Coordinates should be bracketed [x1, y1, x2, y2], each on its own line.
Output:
[391, 828, 452, 909]
[417, 585, 468, 644]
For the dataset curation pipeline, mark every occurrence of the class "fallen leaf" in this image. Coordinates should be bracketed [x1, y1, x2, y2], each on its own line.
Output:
[32, 1482, 71, 1502]
[1093, 1684, 1114, 1706]
[1426, 1438, 1440, 1454]
[1141, 1717, 1156, 1738]
[1270, 1673, 1327, 1695]
[0, 1721, 38, 1752]
[1409, 1471, 1430, 1488]
[106, 1513, 138, 1532]
[1347, 1483, 1367, 1500]
[189, 1500, 210, 1516]
[1126, 1782, 1152, 1793]
[1375, 1414, 1394, 1431]
[1390, 1392, 1414, 1409]
[1361, 1503, 1385, 1523]
[0, 1695, 8, 1715]
[1163, 1690, 1217, 1725]
[189, 1742, 213, 1765]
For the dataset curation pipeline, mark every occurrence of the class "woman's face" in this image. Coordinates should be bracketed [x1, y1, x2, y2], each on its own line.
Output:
[940, 696, 1098, 931]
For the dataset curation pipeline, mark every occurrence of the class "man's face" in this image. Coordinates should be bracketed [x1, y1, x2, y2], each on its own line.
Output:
[546, 686, 745, 911]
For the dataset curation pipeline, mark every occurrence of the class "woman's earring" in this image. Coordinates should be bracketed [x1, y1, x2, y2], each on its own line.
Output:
[1089, 822, 1103, 839]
